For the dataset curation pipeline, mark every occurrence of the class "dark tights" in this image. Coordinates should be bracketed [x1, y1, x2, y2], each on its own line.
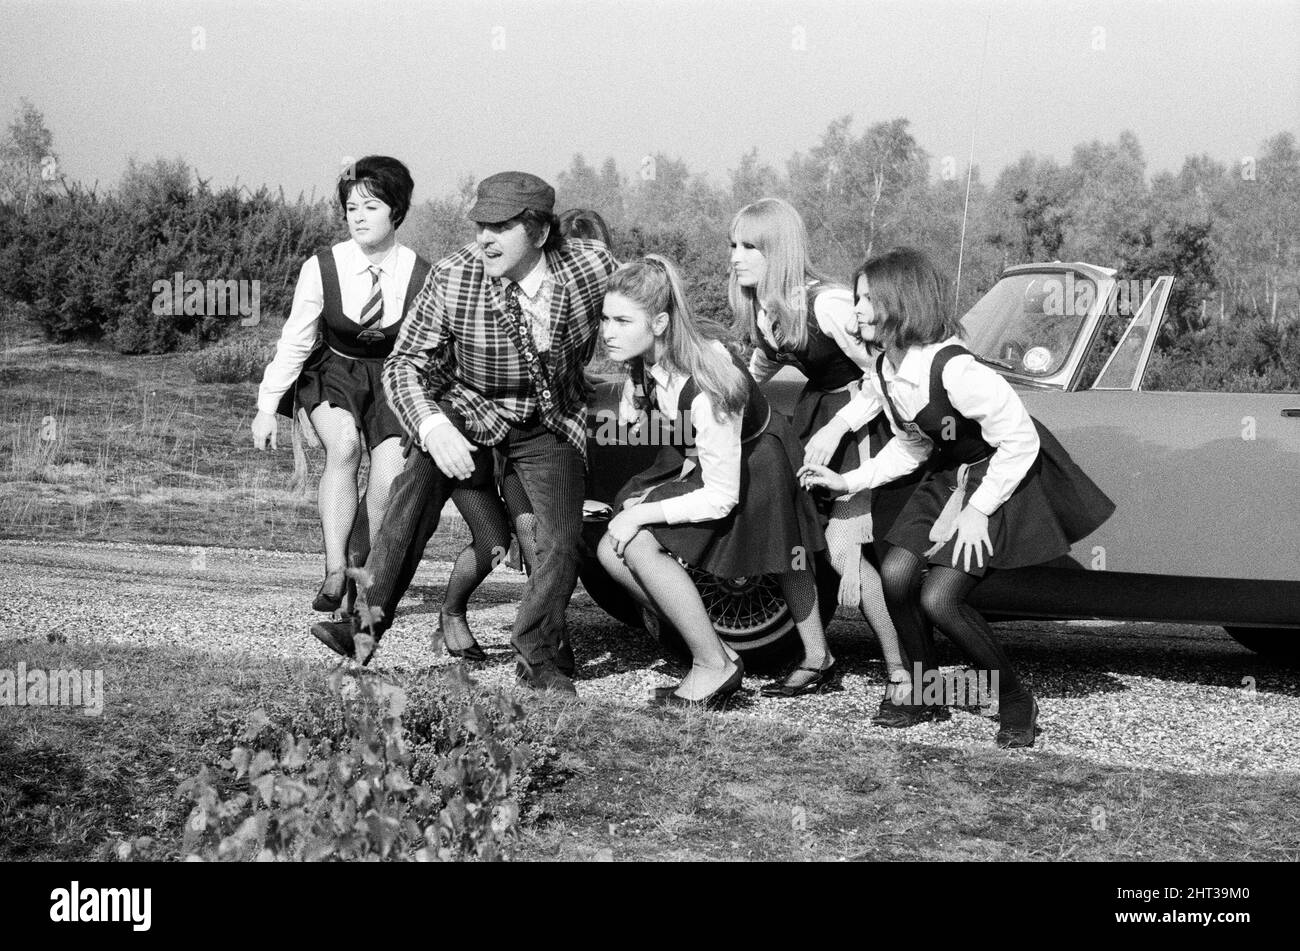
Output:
[442, 471, 537, 615]
[500, 469, 539, 575]
[879, 546, 1030, 712]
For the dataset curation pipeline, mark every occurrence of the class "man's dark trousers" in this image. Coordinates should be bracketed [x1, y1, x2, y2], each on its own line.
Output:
[362, 405, 584, 678]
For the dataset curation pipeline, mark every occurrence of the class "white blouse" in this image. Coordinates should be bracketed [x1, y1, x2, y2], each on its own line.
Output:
[748, 286, 874, 384]
[618, 347, 744, 525]
[833, 338, 1040, 517]
[256, 239, 418, 415]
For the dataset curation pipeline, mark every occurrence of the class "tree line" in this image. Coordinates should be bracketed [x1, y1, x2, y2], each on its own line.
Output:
[2, 98, 1297, 389]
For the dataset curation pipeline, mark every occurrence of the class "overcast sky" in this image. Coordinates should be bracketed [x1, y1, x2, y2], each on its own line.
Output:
[2, 0, 1297, 202]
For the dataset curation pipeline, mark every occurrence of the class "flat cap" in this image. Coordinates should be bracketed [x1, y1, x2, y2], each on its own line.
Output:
[466, 171, 556, 223]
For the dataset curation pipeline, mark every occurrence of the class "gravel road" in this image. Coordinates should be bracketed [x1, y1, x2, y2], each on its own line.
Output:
[1, 539, 1296, 775]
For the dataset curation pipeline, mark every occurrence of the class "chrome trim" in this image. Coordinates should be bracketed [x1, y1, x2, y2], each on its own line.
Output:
[1091, 276, 1174, 391]
[961, 262, 1117, 393]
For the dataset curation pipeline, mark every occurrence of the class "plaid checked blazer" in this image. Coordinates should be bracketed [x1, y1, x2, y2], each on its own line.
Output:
[383, 237, 618, 463]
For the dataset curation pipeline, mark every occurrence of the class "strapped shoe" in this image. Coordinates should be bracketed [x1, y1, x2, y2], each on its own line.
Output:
[871, 698, 951, 728]
[760, 658, 839, 698]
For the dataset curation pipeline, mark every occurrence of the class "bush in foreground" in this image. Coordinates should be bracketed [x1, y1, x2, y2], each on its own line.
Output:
[120, 663, 538, 862]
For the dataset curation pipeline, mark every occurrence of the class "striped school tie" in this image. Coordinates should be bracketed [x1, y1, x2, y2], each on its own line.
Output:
[356, 266, 386, 343]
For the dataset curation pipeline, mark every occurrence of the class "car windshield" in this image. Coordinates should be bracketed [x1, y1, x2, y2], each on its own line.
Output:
[961, 272, 1095, 378]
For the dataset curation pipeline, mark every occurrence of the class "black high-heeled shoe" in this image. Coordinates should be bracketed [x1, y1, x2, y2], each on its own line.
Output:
[872, 675, 950, 727]
[870, 673, 913, 721]
[872, 702, 952, 728]
[759, 658, 839, 698]
[312, 569, 347, 612]
[650, 652, 742, 699]
[651, 659, 745, 711]
[994, 698, 1040, 748]
[437, 609, 488, 662]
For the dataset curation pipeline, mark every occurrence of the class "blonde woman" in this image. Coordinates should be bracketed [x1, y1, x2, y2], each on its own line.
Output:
[729, 197, 908, 701]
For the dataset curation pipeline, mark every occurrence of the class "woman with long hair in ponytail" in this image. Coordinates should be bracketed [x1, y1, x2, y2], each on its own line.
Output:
[597, 254, 827, 707]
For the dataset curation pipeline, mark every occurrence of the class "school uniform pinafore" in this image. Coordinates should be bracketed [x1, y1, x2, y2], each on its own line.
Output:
[277, 250, 431, 449]
[613, 354, 826, 579]
[881, 345, 1115, 576]
[756, 285, 924, 541]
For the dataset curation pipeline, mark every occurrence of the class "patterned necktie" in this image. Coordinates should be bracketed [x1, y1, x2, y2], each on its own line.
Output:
[633, 361, 657, 413]
[769, 316, 786, 350]
[356, 266, 386, 344]
[503, 282, 556, 414]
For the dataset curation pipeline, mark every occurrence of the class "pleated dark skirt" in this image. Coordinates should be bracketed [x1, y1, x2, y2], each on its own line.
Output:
[294, 347, 405, 448]
[791, 386, 866, 471]
[614, 411, 826, 578]
[886, 420, 1116, 577]
[789, 385, 925, 547]
[791, 385, 873, 522]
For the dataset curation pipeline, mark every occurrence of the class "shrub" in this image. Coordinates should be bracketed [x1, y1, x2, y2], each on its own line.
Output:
[1146, 316, 1300, 392]
[0, 200, 28, 302]
[189, 337, 277, 384]
[124, 664, 540, 862]
[622, 222, 732, 329]
[2, 159, 342, 353]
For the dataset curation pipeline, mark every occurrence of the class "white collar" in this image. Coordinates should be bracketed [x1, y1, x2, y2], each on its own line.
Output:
[346, 239, 400, 277]
[644, 339, 727, 389]
[508, 254, 550, 299]
[645, 359, 674, 389]
[889, 337, 962, 386]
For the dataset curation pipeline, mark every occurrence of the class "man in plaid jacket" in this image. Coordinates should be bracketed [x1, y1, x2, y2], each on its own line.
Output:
[312, 172, 618, 695]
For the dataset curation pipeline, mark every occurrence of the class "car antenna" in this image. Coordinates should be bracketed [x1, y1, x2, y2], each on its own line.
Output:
[955, 10, 993, 310]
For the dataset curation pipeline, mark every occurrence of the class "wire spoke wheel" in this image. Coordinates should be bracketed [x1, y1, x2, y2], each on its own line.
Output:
[685, 565, 793, 651]
[577, 520, 835, 669]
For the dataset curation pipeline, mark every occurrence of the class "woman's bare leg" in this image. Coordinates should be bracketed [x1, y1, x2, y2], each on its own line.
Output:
[309, 403, 362, 574]
[597, 533, 741, 662]
[605, 532, 739, 700]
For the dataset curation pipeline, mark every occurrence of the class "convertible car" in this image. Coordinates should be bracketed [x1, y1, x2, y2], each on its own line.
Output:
[577, 262, 1300, 663]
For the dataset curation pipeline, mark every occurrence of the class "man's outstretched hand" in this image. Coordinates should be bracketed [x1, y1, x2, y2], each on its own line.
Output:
[422, 423, 478, 480]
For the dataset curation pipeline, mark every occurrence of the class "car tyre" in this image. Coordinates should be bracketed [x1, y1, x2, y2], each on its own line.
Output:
[579, 522, 841, 672]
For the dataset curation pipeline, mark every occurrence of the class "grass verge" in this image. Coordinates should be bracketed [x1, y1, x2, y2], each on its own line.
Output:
[514, 703, 1299, 861]
[1, 311, 323, 550]
[3, 640, 1294, 862]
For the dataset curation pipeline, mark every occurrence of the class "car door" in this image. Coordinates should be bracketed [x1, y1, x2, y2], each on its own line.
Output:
[1020, 389, 1300, 582]
[1018, 275, 1300, 584]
